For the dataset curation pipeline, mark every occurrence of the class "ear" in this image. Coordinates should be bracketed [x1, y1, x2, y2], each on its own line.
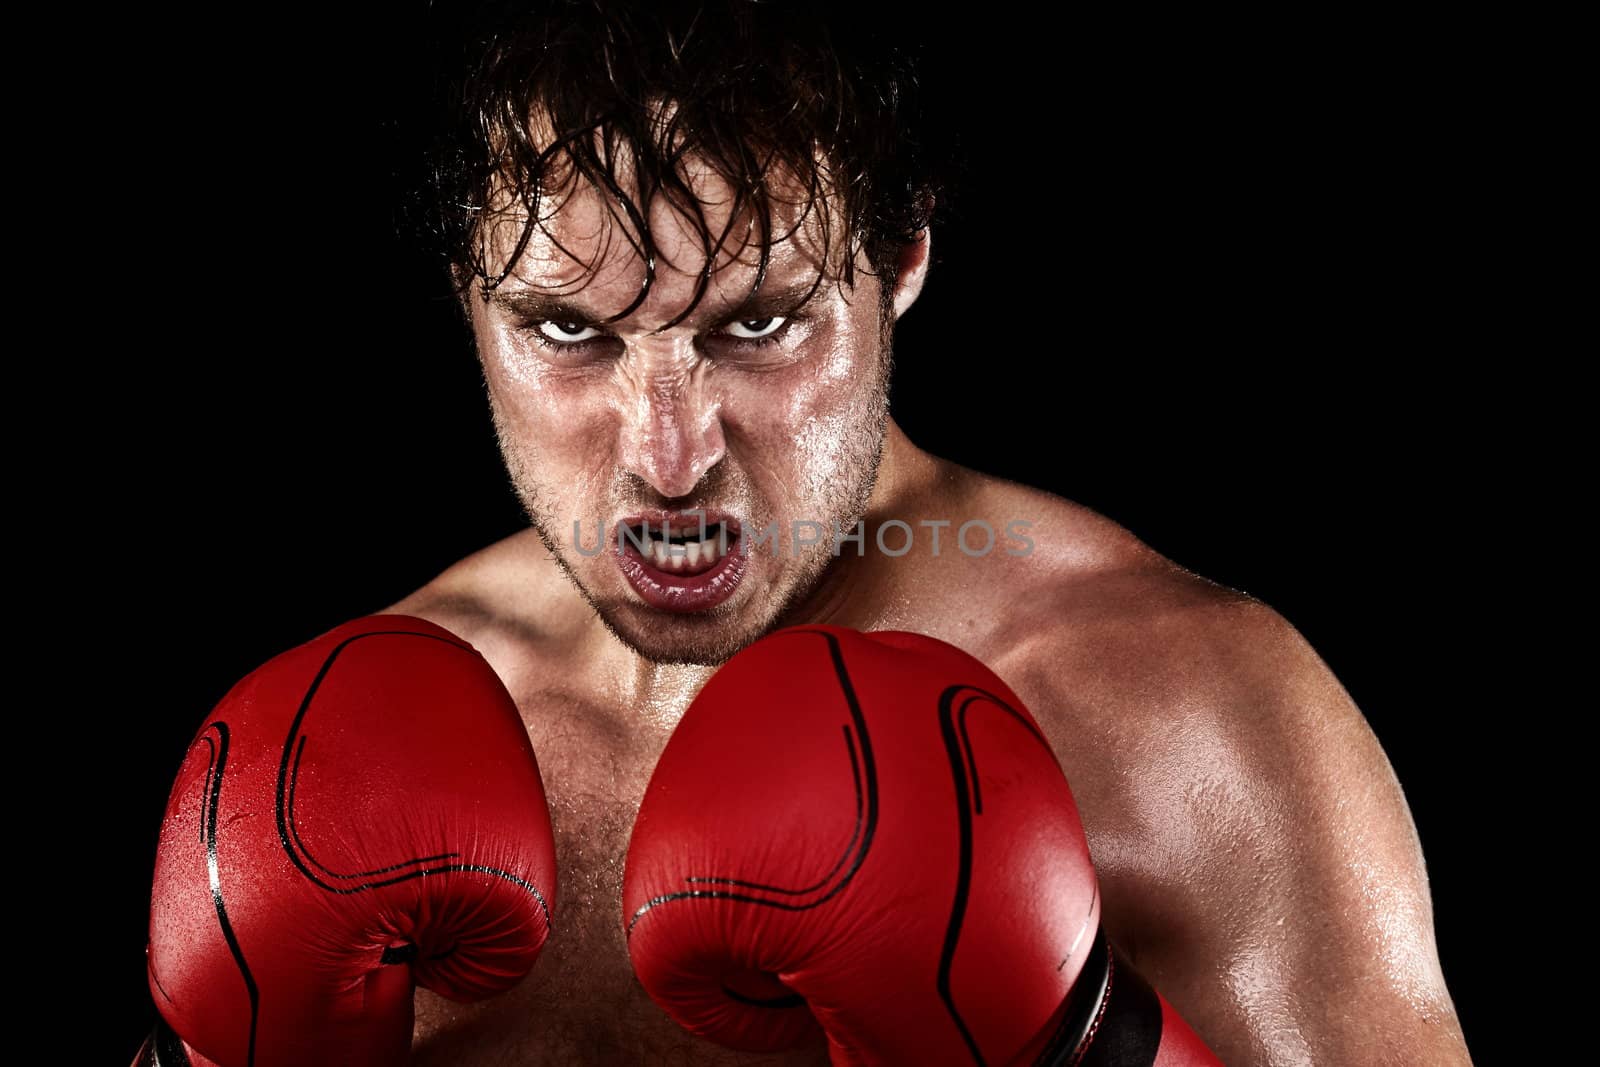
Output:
[889, 227, 932, 320]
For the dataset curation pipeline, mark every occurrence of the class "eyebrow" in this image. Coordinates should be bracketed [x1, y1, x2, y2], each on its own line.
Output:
[486, 278, 824, 331]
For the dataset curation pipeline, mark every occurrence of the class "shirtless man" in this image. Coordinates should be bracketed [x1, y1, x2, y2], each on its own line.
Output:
[140, 3, 1473, 1064]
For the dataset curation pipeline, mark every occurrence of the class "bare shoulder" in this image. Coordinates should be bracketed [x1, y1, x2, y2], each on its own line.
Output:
[916, 470, 1315, 826]
[951, 465, 1370, 758]
[934, 467, 1470, 1063]
[380, 528, 587, 689]
[937, 466, 1270, 680]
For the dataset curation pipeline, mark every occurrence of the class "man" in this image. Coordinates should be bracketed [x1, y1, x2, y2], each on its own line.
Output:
[145, 3, 1474, 1064]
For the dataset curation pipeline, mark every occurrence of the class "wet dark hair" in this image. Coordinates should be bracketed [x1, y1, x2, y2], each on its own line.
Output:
[419, 0, 944, 327]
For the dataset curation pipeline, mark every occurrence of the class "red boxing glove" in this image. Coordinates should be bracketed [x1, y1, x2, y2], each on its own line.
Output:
[146, 615, 558, 1067]
[622, 625, 1220, 1066]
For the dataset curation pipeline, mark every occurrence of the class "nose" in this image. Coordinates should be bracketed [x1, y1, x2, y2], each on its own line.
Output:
[617, 373, 727, 500]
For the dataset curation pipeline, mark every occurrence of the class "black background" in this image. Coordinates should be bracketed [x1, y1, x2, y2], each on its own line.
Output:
[87, 5, 1498, 1062]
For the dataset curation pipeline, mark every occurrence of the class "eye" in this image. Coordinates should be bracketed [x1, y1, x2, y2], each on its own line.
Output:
[534, 321, 603, 344]
[721, 316, 787, 341]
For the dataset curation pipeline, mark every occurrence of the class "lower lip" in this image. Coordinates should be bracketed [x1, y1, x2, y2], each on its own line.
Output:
[615, 535, 747, 613]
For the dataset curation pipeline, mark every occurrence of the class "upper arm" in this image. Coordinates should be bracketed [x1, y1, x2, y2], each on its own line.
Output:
[1107, 603, 1472, 1066]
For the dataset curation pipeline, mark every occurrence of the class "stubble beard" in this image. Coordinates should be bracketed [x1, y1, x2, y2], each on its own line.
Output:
[488, 342, 893, 667]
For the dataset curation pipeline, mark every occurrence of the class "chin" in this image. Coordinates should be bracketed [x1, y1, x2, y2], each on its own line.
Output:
[598, 606, 765, 666]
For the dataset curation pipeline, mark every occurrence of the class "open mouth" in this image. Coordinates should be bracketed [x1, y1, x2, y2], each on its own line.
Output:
[624, 518, 738, 575]
[613, 512, 748, 613]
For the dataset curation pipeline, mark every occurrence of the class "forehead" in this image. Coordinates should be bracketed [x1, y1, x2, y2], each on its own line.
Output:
[475, 138, 856, 322]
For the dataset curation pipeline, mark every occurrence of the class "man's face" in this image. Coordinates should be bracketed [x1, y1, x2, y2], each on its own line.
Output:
[466, 157, 895, 664]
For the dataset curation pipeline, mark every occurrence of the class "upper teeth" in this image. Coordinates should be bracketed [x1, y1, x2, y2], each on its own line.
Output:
[633, 524, 732, 572]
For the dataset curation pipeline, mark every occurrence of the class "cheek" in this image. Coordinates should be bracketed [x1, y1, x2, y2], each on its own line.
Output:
[479, 338, 619, 481]
[720, 318, 884, 503]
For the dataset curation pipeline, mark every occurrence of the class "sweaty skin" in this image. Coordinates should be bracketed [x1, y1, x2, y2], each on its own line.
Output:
[387, 160, 1473, 1066]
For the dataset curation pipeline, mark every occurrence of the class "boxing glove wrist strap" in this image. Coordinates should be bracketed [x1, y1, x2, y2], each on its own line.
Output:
[1031, 931, 1170, 1067]
[135, 1017, 192, 1067]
